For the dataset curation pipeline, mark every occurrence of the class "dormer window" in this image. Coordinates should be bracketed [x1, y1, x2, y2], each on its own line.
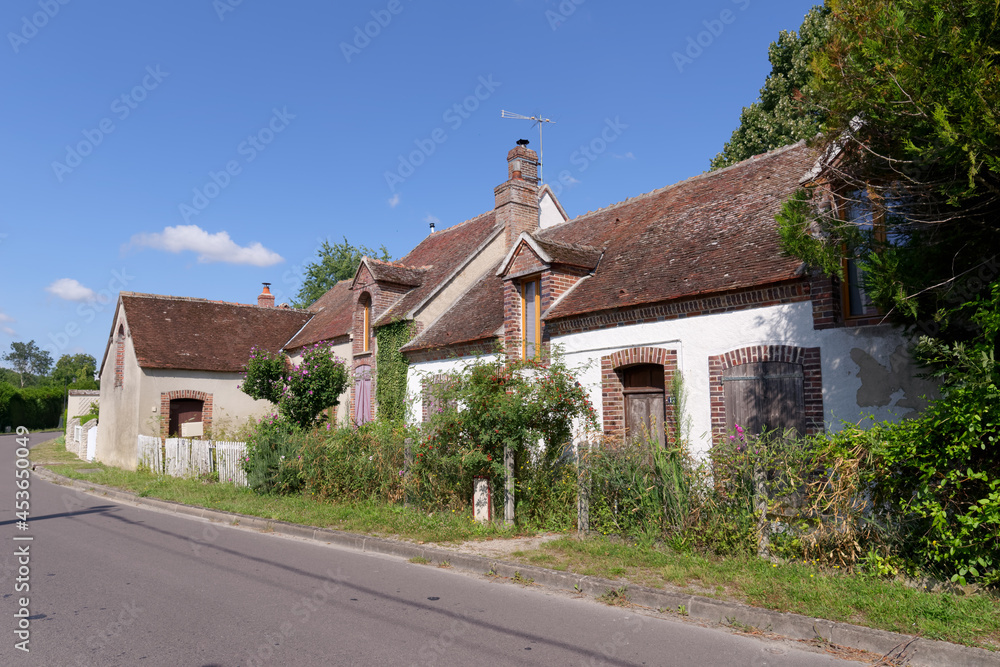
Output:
[521, 277, 541, 358]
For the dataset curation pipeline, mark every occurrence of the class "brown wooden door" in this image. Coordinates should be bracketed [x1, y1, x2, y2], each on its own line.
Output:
[723, 362, 804, 437]
[626, 392, 665, 447]
[623, 364, 666, 447]
[169, 399, 203, 436]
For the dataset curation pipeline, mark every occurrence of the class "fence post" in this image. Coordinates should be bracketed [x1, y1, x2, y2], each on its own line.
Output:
[404, 437, 413, 507]
[754, 464, 771, 558]
[577, 438, 590, 535]
[504, 444, 514, 525]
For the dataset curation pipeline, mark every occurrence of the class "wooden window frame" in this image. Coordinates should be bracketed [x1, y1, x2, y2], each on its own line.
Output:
[838, 188, 886, 321]
[362, 299, 371, 353]
[520, 276, 541, 359]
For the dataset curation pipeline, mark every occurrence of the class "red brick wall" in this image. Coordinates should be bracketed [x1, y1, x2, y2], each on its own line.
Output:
[600, 347, 678, 439]
[495, 145, 540, 251]
[159, 390, 213, 439]
[707, 345, 823, 446]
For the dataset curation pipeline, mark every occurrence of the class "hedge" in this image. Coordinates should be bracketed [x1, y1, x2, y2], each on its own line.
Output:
[0, 384, 65, 431]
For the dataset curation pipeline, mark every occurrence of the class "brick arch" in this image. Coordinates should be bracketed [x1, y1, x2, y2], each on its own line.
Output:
[600, 347, 678, 438]
[160, 390, 213, 438]
[707, 345, 823, 445]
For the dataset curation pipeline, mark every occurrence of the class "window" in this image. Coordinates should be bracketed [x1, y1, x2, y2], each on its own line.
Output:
[521, 277, 541, 358]
[840, 189, 885, 319]
[363, 300, 371, 352]
[623, 365, 666, 447]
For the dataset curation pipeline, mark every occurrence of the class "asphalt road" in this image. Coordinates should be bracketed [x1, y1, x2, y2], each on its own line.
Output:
[0, 431, 863, 666]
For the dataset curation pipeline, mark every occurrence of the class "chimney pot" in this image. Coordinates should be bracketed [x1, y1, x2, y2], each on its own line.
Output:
[258, 282, 275, 308]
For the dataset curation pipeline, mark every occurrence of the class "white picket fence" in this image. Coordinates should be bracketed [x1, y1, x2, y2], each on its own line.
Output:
[136, 436, 247, 486]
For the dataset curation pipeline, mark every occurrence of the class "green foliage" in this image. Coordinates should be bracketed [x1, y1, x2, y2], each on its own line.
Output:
[0, 383, 65, 431]
[240, 343, 349, 428]
[294, 420, 410, 503]
[50, 353, 98, 388]
[711, 4, 831, 170]
[776, 189, 845, 278]
[374, 320, 413, 423]
[242, 414, 303, 494]
[415, 350, 598, 516]
[586, 436, 700, 545]
[2, 340, 53, 388]
[790, 0, 1000, 334]
[291, 237, 391, 309]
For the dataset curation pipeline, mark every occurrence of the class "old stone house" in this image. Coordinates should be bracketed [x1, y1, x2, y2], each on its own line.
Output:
[96, 291, 312, 469]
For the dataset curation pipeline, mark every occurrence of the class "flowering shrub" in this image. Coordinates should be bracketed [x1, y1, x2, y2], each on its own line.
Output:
[240, 342, 349, 428]
[413, 350, 598, 516]
[242, 413, 302, 494]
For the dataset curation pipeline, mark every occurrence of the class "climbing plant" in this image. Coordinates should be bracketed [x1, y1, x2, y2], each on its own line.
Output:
[374, 320, 414, 423]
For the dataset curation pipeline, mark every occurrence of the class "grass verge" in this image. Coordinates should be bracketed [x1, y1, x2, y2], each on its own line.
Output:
[33, 439, 999, 650]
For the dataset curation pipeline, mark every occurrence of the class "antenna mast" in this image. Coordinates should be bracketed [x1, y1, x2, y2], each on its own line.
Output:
[501, 110, 554, 183]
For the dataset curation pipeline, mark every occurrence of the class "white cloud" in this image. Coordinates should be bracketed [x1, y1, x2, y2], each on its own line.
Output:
[423, 214, 441, 226]
[388, 193, 401, 208]
[0, 312, 13, 323]
[46, 278, 97, 302]
[614, 152, 635, 160]
[563, 174, 581, 185]
[1, 327, 14, 336]
[128, 225, 283, 266]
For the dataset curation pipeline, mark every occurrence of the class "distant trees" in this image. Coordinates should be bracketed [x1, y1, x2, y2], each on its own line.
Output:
[292, 237, 391, 309]
[50, 353, 98, 389]
[2, 341, 53, 388]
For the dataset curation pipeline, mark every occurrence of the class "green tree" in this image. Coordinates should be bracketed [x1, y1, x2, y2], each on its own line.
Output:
[50, 353, 98, 388]
[710, 4, 831, 170]
[778, 0, 1000, 347]
[2, 340, 53, 388]
[240, 343, 349, 428]
[292, 237, 391, 309]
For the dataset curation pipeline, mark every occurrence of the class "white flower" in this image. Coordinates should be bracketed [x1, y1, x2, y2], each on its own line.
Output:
[368, 455, 373, 461]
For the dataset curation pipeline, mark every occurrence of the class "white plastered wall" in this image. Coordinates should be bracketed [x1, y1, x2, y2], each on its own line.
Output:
[553, 301, 931, 459]
[406, 354, 499, 425]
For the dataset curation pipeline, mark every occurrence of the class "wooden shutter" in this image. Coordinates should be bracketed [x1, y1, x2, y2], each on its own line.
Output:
[723, 362, 804, 437]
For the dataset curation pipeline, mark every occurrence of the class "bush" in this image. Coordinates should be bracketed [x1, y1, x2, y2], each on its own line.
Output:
[0, 383, 64, 431]
[242, 414, 304, 495]
[295, 421, 409, 503]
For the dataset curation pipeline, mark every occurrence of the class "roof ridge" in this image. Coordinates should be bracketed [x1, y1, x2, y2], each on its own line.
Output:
[120, 291, 312, 312]
[540, 140, 809, 233]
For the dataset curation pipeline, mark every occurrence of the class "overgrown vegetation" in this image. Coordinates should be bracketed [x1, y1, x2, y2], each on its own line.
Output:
[373, 320, 413, 423]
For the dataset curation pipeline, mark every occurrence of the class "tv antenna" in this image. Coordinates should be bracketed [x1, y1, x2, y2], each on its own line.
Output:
[501, 110, 554, 183]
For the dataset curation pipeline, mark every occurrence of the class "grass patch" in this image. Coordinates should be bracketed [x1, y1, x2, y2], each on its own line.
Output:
[408, 556, 429, 565]
[507, 535, 1000, 651]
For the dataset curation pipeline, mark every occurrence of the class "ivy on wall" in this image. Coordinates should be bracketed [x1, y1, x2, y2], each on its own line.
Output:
[375, 320, 414, 423]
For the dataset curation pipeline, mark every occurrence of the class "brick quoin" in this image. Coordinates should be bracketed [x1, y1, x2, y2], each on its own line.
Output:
[159, 390, 213, 439]
[600, 347, 679, 441]
[706, 344, 823, 446]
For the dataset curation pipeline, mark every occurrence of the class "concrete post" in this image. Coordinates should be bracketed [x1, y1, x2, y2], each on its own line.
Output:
[577, 438, 590, 534]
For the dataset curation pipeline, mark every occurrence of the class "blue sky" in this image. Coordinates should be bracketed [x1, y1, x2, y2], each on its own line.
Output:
[0, 0, 818, 369]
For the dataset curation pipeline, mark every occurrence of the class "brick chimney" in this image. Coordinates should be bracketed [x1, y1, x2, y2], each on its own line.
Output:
[495, 139, 540, 250]
[257, 283, 275, 307]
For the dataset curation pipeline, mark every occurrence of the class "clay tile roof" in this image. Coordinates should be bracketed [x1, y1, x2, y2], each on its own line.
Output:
[120, 293, 312, 372]
[539, 141, 817, 321]
[283, 281, 354, 351]
[531, 237, 604, 269]
[376, 211, 500, 325]
[363, 258, 425, 287]
[401, 262, 504, 352]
